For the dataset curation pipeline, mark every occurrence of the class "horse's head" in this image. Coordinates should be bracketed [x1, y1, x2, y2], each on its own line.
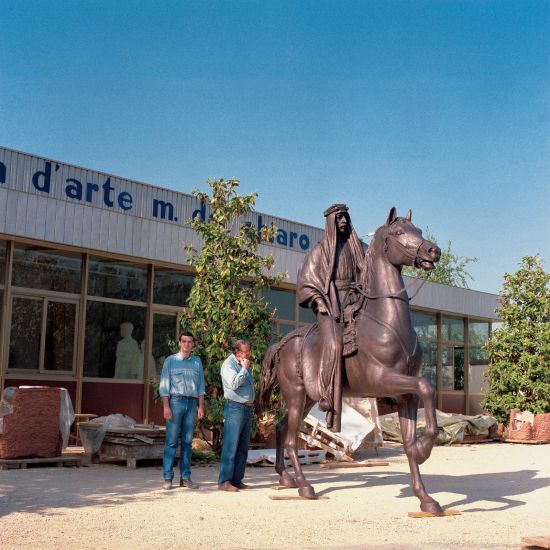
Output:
[378, 207, 441, 271]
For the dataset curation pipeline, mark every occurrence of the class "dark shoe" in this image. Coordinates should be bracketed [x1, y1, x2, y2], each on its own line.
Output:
[234, 482, 251, 490]
[162, 479, 172, 490]
[180, 478, 199, 489]
[218, 481, 239, 492]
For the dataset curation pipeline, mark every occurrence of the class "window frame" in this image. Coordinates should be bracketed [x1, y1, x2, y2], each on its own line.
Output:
[7, 292, 79, 375]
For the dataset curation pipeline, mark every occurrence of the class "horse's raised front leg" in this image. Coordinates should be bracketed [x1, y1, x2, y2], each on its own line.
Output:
[379, 371, 438, 464]
[397, 394, 443, 514]
[414, 376, 439, 464]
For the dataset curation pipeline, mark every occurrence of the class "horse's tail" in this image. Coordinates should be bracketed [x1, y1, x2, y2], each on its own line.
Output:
[255, 343, 280, 418]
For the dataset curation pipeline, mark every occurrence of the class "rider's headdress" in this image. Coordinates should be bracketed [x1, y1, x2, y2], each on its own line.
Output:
[323, 204, 348, 217]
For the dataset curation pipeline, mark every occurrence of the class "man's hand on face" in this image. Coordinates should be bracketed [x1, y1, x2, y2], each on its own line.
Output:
[236, 344, 252, 369]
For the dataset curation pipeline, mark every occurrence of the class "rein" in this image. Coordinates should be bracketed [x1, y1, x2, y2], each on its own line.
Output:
[352, 277, 428, 302]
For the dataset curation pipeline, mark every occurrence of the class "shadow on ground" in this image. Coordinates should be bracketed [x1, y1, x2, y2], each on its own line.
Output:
[0, 444, 547, 519]
[309, 467, 546, 512]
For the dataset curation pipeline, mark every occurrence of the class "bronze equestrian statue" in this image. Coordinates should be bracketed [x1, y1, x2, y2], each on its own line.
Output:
[256, 206, 444, 514]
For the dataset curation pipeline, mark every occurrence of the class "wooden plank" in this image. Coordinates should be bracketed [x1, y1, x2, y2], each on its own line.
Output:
[320, 460, 389, 469]
[106, 427, 165, 436]
[408, 509, 461, 518]
[298, 433, 353, 462]
[102, 436, 164, 446]
[102, 437, 148, 446]
[133, 435, 155, 445]
[63, 446, 86, 455]
[0, 456, 82, 470]
[521, 536, 550, 549]
[269, 495, 330, 501]
[98, 441, 178, 467]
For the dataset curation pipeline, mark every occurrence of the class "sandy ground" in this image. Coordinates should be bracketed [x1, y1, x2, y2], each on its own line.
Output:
[0, 441, 549, 550]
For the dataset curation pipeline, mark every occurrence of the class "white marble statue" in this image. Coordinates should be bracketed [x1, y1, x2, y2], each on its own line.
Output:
[113, 321, 140, 379]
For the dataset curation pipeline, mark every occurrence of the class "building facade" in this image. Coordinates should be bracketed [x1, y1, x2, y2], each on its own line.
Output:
[0, 146, 499, 423]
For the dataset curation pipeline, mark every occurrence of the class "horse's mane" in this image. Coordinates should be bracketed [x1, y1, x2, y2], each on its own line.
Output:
[361, 224, 385, 292]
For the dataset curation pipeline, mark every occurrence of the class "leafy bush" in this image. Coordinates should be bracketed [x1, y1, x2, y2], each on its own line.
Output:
[181, 178, 285, 451]
[403, 228, 477, 287]
[482, 255, 550, 423]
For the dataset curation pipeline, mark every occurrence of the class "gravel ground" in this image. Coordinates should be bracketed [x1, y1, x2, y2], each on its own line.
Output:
[0, 441, 548, 550]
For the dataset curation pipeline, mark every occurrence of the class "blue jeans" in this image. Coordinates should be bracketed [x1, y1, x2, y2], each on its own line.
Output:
[163, 396, 197, 481]
[218, 402, 252, 485]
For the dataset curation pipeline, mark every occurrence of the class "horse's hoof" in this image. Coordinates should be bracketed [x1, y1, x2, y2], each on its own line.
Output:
[420, 500, 443, 515]
[298, 486, 318, 499]
[279, 472, 298, 488]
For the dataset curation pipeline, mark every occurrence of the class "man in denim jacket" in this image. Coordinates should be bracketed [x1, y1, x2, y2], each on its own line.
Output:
[159, 331, 205, 490]
[218, 339, 255, 492]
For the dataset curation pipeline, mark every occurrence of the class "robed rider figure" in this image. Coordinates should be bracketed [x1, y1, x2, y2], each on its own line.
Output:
[297, 204, 367, 431]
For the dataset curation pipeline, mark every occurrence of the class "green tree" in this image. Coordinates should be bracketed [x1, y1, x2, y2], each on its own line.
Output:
[181, 178, 285, 452]
[403, 229, 478, 287]
[481, 255, 550, 423]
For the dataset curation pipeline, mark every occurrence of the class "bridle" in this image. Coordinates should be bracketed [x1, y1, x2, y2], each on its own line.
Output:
[355, 226, 431, 302]
[384, 229, 425, 268]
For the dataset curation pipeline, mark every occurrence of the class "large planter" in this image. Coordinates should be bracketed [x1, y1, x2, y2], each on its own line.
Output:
[508, 409, 550, 442]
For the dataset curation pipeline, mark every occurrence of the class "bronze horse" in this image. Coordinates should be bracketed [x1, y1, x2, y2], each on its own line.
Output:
[256, 207, 444, 513]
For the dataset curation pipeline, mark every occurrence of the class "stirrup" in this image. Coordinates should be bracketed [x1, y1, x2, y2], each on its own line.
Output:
[318, 397, 331, 412]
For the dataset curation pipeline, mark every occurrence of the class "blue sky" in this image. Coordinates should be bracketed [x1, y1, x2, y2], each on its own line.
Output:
[1, 1, 549, 294]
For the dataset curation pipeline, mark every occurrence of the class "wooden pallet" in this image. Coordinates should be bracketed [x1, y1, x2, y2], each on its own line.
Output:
[97, 426, 176, 468]
[521, 535, 550, 549]
[299, 431, 354, 462]
[0, 455, 82, 470]
[98, 440, 178, 468]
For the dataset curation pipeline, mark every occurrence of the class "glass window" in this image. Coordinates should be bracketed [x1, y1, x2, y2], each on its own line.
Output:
[8, 296, 78, 372]
[88, 258, 147, 302]
[419, 340, 437, 389]
[44, 302, 76, 371]
[468, 341, 490, 394]
[441, 315, 464, 342]
[152, 313, 178, 377]
[0, 240, 6, 285]
[153, 269, 193, 306]
[469, 321, 489, 345]
[8, 297, 43, 370]
[12, 244, 81, 294]
[469, 346, 489, 365]
[84, 301, 146, 378]
[263, 288, 296, 321]
[442, 345, 464, 391]
[412, 311, 437, 340]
